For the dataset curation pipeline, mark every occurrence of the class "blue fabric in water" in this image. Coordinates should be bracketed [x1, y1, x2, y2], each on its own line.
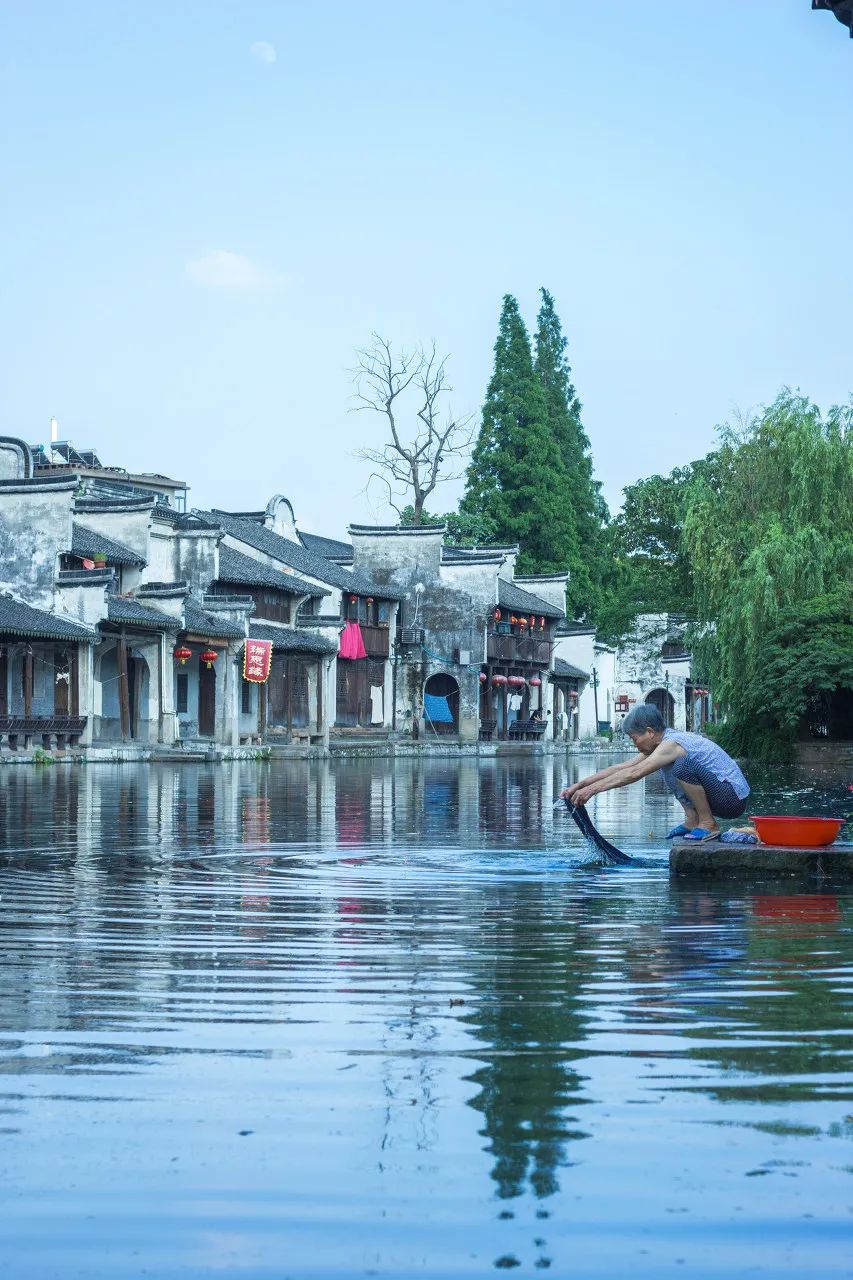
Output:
[424, 693, 453, 724]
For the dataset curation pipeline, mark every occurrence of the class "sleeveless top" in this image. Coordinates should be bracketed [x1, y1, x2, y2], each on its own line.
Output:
[660, 729, 750, 799]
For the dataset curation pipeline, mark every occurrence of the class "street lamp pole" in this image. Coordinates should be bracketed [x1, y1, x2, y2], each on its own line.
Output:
[591, 666, 599, 729]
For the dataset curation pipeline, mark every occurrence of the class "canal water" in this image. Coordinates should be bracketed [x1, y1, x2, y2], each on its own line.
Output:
[0, 756, 850, 1279]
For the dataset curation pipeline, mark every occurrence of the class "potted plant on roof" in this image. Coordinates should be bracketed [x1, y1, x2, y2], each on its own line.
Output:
[93, 554, 107, 568]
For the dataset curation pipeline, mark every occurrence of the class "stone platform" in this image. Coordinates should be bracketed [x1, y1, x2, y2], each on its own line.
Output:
[670, 839, 853, 879]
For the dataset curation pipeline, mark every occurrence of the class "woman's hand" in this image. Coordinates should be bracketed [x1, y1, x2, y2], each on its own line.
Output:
[572, 781, 602, 807]
[561, 779, 595, 804]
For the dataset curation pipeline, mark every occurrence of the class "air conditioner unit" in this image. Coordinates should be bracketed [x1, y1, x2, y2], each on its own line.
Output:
[399, 628, 423, 646]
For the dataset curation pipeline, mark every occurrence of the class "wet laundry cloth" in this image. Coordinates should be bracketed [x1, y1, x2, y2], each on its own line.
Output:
[338, 621, 367, 660]
[370, 685, 383, 725]
[424, 693, 453, 724]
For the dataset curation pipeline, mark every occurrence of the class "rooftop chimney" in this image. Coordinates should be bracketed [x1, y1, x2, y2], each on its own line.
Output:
[50, 416, 59, 444]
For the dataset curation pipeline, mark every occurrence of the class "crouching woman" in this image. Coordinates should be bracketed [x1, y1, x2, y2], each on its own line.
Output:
[561, 705, 750, 841]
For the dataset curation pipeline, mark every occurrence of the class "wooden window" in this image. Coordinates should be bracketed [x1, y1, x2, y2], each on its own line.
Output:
[241, 679, 252, 715]
[176, 672, 188, 714]
[251, 589, 291, 623]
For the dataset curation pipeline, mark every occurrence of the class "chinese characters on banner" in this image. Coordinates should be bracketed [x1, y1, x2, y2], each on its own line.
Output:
[243, 639, 272, 683]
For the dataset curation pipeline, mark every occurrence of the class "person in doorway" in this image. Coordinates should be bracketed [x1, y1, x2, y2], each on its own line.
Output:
[560, 704, 750, 841]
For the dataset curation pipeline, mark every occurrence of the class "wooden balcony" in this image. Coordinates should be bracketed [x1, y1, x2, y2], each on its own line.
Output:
[0, 716, 87, 750]
[487, 632, 552, 665]
[360, 624, 390, 659]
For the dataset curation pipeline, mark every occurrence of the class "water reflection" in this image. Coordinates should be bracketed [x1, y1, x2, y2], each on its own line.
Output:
[0, 757, 850, 1278]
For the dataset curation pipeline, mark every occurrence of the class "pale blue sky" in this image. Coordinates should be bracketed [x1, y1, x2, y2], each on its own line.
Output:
[2, 2, 851, 534]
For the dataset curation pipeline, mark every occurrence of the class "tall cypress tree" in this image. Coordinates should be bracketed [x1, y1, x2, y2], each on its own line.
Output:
[534, 288, 606, 617]
[462, 295, 577, 574]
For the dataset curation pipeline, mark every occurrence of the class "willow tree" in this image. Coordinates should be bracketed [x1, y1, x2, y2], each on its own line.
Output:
[684, 391, 853, 754]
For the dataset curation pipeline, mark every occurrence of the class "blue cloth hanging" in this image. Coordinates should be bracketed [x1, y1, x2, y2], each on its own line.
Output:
[423, 693, 453, 724]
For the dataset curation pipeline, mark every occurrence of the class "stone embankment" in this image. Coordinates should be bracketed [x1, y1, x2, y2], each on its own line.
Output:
[671, 839, 853, 879]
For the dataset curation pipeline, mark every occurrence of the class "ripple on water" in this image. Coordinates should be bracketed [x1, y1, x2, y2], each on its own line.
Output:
[0, 756, 850, 1279]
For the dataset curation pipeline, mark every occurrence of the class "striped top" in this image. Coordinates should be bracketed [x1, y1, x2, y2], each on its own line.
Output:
[660, 729, 750, 800]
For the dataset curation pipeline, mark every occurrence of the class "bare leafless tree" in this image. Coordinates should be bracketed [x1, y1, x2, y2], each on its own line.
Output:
[352, 335, 474, 526]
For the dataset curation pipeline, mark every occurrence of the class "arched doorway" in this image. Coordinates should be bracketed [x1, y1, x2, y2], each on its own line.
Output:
[423, 672, 459, 735]
[645, 687, 675, 728]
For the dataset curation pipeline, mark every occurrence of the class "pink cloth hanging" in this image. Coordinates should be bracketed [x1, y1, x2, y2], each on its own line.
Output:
[338, 621, 367, 660]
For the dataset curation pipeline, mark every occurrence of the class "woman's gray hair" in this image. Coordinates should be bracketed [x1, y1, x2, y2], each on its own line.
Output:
[622, 704, 666, 736]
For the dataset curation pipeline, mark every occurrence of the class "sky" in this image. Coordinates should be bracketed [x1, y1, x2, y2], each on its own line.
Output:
[1, 1, 851, 535]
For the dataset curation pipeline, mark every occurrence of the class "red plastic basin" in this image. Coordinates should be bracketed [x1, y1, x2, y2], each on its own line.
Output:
[750, 816, 844, 848]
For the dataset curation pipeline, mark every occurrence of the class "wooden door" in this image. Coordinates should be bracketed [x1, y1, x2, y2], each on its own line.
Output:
[54, 649, 69, 715]
[268, 654, 287, 727]
[198, 661, 216, 737]
[336, 658, 379, 727]
[0, 648, 7, 717]
[289, 660, 310, 728]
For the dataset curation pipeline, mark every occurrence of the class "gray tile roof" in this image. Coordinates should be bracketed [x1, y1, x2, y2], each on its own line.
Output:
[106, 596, 182, 631]
[183, 599, 246, 639]
[299, 531, 353, 561]
[552, 657, 589, 681]
[71, 522, 145, 567]
[498, 578, 564, 619]
[152, 503, 221, 531]
[249, 623, 338, 654]
[0, 595, 97, 641]
[217, 545, 326, 597]
[204, 510, 403, 599]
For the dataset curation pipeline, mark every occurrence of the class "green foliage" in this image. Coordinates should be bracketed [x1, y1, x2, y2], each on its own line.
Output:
[533, 289, 608, 618]
[441, 508, 498, 546]
[596, 455, 718, 641]
[461, 295, 578, 576]
[398, 504, 443, 527]
[684, 390, 853, 755]
[705, 590, 853, 758]
[398, 504, 498, 546]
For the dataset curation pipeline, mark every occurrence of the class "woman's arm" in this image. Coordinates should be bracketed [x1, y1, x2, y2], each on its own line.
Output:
[571, 740, 682, 805]
[561, 757, 639, 800]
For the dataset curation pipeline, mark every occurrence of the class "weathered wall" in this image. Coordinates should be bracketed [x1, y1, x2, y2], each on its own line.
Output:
[614, 613, 691, 731]
[0, 479, 76, 609]
[174, 531, 220, 592]
[350, 527, 497, 742]
[0, 437, 32, 481]
[55, 575, 111, 626]
[264, 495, 300, 544]
[513, 574, 569, 615]
[146, 527, 177, 583]
[553, 628, 596, 738]
[74, 498, 153, 560]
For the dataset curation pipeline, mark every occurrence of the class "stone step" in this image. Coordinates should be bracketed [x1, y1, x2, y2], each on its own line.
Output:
[671, 839, 853, 878]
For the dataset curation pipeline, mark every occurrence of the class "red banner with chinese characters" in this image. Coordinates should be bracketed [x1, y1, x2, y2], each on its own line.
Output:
[243, 639, 273, 683]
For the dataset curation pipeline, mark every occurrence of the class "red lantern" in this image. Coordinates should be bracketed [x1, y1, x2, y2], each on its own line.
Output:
[173, 646, 192, 665]
[200, 649, 219, 670]
[494, 608, 501, 621]
[529, 677, 541, 687]
[510, 615, 517, 625]
[539, 616, 545, 628]
[519, 617, 527, 627]
[492, 673, 507, 686]
[479, 672, 487, 683]
[367, 597, 373, 604]
[529, 615, 535, 628]
[350, 595, 358, 603]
